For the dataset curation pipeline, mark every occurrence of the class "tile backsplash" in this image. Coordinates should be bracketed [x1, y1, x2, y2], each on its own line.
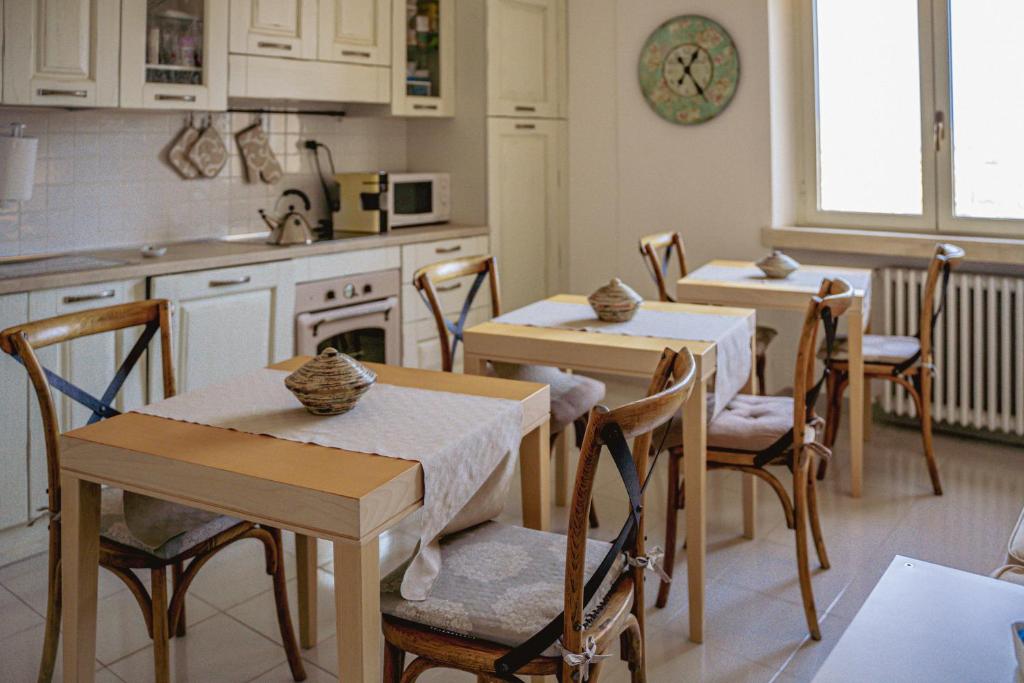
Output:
[0, 108, 407, 258]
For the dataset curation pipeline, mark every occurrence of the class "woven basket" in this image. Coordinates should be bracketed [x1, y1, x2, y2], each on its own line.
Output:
[284, 348, 376, 416]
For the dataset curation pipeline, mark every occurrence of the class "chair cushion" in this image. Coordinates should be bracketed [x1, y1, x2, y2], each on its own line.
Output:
[1008, 506, 1024, 567]
[755, 325, 778, 357]
[100, 488, 240, 560]
[493, 363, 606, 432]
[707, 395, 795, 453]
[820, 334, 921, 365]
[380, 521, 625, 655]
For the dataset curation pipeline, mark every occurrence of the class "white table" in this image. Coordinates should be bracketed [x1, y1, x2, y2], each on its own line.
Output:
[814, 556, 1024, 682]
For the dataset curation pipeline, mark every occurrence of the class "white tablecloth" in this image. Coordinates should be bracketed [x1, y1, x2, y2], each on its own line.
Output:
[135, 369, 524, 601]
[493, 300, 755, 418]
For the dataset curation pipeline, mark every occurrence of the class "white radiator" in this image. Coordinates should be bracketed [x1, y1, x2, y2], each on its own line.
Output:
[880, 267, 1024, 437]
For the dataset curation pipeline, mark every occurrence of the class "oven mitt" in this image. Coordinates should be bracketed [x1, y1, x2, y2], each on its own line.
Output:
[168, 123, 201, 179]
[236, 122, 283, 184]
[187, 123, 229, 178]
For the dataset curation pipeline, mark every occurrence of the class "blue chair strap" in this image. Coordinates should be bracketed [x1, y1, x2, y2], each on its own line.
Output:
[417, 270, 489, 368]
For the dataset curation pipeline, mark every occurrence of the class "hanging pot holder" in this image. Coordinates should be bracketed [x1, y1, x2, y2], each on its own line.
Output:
[236, 121, 283, 184]
[168, 121, 201, 179]
[187, 119, 229, 178]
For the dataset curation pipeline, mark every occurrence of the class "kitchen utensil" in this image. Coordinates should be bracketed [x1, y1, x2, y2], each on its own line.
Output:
[236, 121, 282, 184]
[588, 277, 643, 322]
[261, 189, 314, 246]
[168, 117, 200, 179]
[756, 250, 800, 279]
[284, 347, 377, 416]
[187, 118, 228, 178]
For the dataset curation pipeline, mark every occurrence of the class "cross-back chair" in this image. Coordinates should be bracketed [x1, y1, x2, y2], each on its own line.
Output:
[657, 278, 854, 640]
[817, 243, 965, 495]
[380, 347, 697, 682]
[639, 231, 777, 394]
[0, 300, 305, 683]
[414, 254, 606, 527]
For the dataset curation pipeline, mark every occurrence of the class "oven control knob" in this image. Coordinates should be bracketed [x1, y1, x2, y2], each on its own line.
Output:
[343, 283, 357, 299]
[325, 289, 336, 301]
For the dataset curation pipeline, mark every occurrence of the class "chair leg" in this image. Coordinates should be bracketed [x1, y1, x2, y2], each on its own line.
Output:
[818, 371, 845, 480]
[807, 464, 830, 570]
[36, 525, 61, 683]
[624, 617, 646, 683]
[756, 351, 768, 396]
[656, 449, 682, 608]
[151, 567, 171, 683]
[383, 640, 405, 683]
[171, 561, 186, 637]
[915, 372, 943, 495]
[265, 528, 308, 681]
[793, 459, 822, 641]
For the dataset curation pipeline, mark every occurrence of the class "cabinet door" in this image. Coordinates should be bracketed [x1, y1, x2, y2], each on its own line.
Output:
[230, 0, 317, 60]
[120, 0, 229, 110]
[318, 0, 391, 66]
[488, 118, 565, 310]
[2, 0, 120, 107]
[486, 0, 563, 118]
[391, 0, 454, 116]
[0, 294, 29, 531]
[150, 261, 295, 395]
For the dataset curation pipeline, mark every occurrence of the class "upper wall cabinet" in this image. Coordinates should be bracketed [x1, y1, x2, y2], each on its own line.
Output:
[229, 0, 317, 60]
[318, 0, 391, 66]
[392, 0, 454, 116]
[120, 0, 228, 110]
[486, 0, 564, 118]
[2, 0, 120, 107]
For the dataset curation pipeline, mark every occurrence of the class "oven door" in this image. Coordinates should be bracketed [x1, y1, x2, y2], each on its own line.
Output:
[295, 296, 400, 363]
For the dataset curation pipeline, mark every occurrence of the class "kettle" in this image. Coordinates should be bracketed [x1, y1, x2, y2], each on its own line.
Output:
[261, 189, 314, 246]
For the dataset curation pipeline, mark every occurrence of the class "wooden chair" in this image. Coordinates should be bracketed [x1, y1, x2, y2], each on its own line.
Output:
[380, 347, 697, 682]
[0, 301, 306, 683]
[414, 254, 605, 527]
[639, 231, 777, 394]
[657, 278, 854, 640]
[817, 244, 965, 495]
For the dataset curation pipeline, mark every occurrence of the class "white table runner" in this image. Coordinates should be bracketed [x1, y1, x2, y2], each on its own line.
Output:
[493, 300, 754, 418]
[135, 368, 524, 601]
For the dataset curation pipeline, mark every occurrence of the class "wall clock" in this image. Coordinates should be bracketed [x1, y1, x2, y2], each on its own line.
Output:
[638, 15, 740, 125]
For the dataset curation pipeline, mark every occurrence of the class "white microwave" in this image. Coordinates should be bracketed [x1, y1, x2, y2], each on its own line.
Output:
[388, 172, 451, 228]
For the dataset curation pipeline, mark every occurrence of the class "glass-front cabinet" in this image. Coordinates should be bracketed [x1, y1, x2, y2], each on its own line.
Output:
[121, 0, 229, 109]
[391, 0, 454, 116]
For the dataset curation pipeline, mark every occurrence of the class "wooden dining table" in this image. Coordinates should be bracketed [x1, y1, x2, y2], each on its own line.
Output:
[57, 359, 551, 683]
[462, 294, 758, 644]
[677, 260, 874, 497]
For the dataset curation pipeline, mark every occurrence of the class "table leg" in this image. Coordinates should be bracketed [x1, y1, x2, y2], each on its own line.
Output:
[333, 537, 381, 683]
[520, 420, 551, 531]
[61, 473, 101, 683]
[295, 534, 319, 649]
[742, 329, 757, 539]
[848, 303, 865, 498]
[554, 427, 571, 507]
[463, 352, 487, 376]
[683, 377, 708, 643]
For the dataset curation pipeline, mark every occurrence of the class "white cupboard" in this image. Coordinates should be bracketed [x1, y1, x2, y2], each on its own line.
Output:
[392, 0, 455, 116]
[149, 261, 295, 395]
[2, 0, 121, 107]
[318, 0, 391, 66]
[229, 0, 318, 60]
[486, 0, 564, 118]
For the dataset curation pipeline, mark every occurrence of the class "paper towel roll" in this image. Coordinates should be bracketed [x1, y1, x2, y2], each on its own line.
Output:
[0, 134, 38, 202]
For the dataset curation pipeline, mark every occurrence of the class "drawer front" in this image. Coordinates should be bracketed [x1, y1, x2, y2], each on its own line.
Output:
[294, 247, 401, 284]
[151, 262, 284, 300]
[401, 236, 489, 281]
[402, 306, 490, 371]
[402, 271, 494, 324]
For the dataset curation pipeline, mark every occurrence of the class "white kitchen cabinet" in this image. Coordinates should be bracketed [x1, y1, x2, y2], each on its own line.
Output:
[228, 53, 389, 103]
[318, 0, 391, 66]
[392, 0, 454, 116]
[2, 0, 120, 107]
[487, 117, 564, 310]
[0, 293, 29, 532]
[150, 261, 295, 395]
[230, 0, 318, 60]
[486, 0, 564, 118]
[120, 0, 229, 110]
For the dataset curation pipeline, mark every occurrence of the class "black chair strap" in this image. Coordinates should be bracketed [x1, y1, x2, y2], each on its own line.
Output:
[892, 262, 952, 376]
[417, 269, 488, 368]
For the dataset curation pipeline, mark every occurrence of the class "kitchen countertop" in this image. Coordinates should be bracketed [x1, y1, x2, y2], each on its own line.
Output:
[0, 223, 489, 295]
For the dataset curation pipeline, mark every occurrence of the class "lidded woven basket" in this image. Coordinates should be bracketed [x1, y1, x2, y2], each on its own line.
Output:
[284, 348, 376, 416]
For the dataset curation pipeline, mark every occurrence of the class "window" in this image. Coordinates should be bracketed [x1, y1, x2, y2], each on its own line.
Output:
[802, 0, 1024, 236]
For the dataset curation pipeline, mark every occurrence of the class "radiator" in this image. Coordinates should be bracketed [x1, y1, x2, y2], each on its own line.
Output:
[879, 267, 1024, 437]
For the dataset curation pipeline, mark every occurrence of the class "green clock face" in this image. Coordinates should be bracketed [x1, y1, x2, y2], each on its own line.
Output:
[638, 15, 740, 125]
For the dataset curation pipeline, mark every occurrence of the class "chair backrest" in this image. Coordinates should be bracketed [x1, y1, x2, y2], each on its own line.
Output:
[412, 254, 502, 372]
[919, 243, 964, 363]
[561, 347, 696, 657]
[638, 231, 687, 302]
[0, 300, 175, 516]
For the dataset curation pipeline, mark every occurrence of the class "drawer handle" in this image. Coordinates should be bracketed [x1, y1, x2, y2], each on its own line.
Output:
[38, 88, 88, 98]
[437, 282, 462, 293]
[209, 276, 251, 287]
[258, 41, 293, 50]
[155, 94, 197, 102]
[342, 50, 372, 58]
[435, 245, 462, 254]
[413, 104, 439, 110]
[63, 289, 116, 304]
[515, 124, 536, 130]
[515, 106, 536, 112]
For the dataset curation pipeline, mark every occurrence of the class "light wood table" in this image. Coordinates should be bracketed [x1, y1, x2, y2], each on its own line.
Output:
[58, 360, 550, 683]
[462, 295, 757, 644]
[813, 556, 1024, 682]
[677, 260, 873, 497]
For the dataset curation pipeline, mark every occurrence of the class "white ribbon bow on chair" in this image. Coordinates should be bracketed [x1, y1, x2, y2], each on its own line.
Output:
[625, 546, 672, 583]
[556, 636, 611, 681]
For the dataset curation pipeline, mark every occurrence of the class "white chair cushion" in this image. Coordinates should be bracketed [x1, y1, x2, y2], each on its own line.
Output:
[708, 395, 795, 453]
[493, 363, 606, 432]
[380, 521, 625, 655]
[992, 565, 1024, 586]
[1008, 506, 1024, 566]
[821, 334, 921, 365]
[100, 488, 240, 560]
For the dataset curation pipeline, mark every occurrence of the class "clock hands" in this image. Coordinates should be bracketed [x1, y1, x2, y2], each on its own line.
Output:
[673, 49, 709, 101]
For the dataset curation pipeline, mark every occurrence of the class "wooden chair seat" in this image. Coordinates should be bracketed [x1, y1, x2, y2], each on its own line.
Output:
[493, 363, 606, 432]
[819, 333, 920, 365]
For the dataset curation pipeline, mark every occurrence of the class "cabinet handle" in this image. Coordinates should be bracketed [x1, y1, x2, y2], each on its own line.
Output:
[413, 104, 439, 110]
[209, 276, 251, 287]
[258, 41, 293, 50]
[341, 50, 372, 58]
[155, 94, 197, 102]
[437, 282, 462, 293]
[514, 106, 537, 112]
[37, 88, 88, 98]
[515, 124, 536, 130]
[435, 245, 462, 254]
[63, 289, 115, 304]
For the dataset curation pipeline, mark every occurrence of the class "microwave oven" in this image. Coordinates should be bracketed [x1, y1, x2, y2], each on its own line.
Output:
[334, 172, 451, 234]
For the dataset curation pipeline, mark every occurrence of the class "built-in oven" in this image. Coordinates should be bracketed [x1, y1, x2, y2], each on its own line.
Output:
[294, 269, 400, 363]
